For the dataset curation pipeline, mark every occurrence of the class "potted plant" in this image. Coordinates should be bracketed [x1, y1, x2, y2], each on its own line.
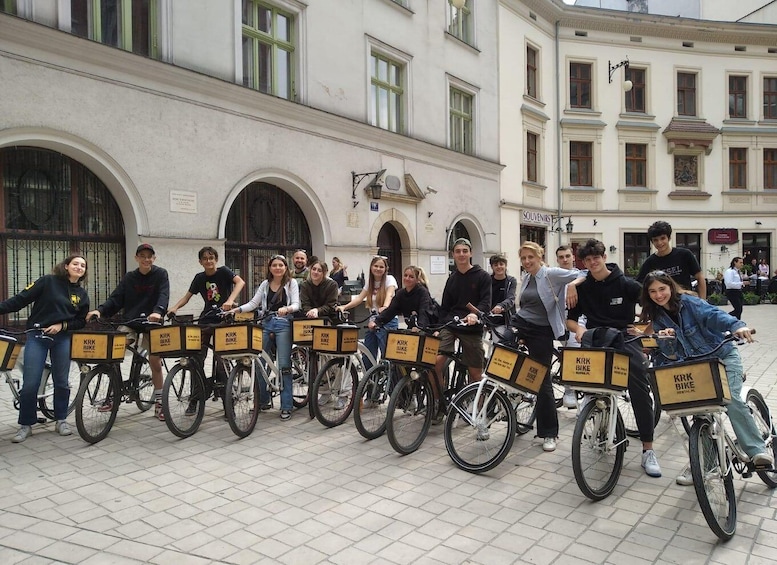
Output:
[767, 292, 777, 305]
[742, 291, 761, 305]
[707, 293, 728, 306]
[625, 266, 640, 278]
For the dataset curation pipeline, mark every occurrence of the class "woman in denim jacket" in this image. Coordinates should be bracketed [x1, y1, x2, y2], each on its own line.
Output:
[228, 254, 300, 421]
[641, 270, 772, 475]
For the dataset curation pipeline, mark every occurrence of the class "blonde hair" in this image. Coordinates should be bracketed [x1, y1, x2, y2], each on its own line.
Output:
[403, 265, 428, 288]
[519, 241, 545, 263]
[366, 256, 389, 309]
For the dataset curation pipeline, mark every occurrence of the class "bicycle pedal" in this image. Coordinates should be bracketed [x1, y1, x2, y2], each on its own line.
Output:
[742, 470, 754, 478]
[36, 418, 46, 424]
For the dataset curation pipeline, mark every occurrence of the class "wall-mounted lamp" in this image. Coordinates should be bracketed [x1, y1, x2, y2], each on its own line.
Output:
[720, 245, 729, 253]
[352, 169, 386, 205]
[552, 215, 574, 233]
[608, 58, 633, 92]
[609, 245, 617, 253]
[451, 0, 466, 9]
[427, 211, 434, 218]
[593, 219, 598, 226]
[756, 220, 763, 225]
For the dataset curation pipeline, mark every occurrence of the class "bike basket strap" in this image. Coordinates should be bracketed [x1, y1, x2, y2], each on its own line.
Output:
[213, 323, 263, 355]
[384, 330, 440, 368]
[312, 326, 358, 355]
[650, 359, 731, 413]
[485, 343, 549, 394]
[148, 325, 202, 357]
[70, 331, 127, 363]
[291, 318, 328, 345]
[0, 334, 22, 371]
[560, 347, 630, 391]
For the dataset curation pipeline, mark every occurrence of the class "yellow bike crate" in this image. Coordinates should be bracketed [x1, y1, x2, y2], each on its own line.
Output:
[213, 323, 263, 355]
[148, 325, 202, 357]
[0, 334, 22, 371]
[71, 331, 127, 364]
[384, 330, 440, 368]
[486, 343, 549, 394]
[291, 318, 328, 345]
[312, 326, 358, 355]
[560, 347, 630, 391]
[650, 359, 731, 413]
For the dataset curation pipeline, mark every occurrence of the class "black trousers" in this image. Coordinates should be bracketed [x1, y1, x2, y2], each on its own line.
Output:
[726, 289, 743, 320]
[512, 317, 558, 438]
[622, 337, 654, 443]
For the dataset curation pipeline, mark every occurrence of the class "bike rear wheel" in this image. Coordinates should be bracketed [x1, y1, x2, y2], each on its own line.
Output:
[353, 362, 393, 440]
[38, 361, 81, 420]
[444, 382, 516, 473]
[133, 354, 155, 412]
[572, 398, 626, 501]
[225, 364, 259, 438]
[291, 346, 309, 408]
[689, 418, 737, 541]
[617, 388, 661, 438]
[162, 363, 206, 439]
[745, 389, 777, 488]
[514, 392, 537, 435]
[74, 365, 120, 444]
[386, 373, 434, 455]
[310, 357, 358, 427]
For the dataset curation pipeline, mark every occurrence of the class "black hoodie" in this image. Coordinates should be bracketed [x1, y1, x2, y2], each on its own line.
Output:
[439, 264, 491, 334]
[567, 263, 641, 330]
[0, 275, 89, 330]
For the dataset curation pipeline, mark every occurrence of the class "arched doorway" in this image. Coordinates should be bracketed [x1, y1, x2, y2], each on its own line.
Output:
[225, 182, 311, 290]
[377, 222, 402, 278]
[0, 147, 125, 325]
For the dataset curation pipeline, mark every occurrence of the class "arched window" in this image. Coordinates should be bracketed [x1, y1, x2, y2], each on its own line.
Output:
[0, 147, 125, 324]
[225, 181, 311, 290]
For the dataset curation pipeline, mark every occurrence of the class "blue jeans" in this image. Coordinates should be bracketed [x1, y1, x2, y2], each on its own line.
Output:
[19, 332, 72, 425]
[261, 316, 293, 411]
[720, 349, 766, 458]
[363, 317, 398, 371]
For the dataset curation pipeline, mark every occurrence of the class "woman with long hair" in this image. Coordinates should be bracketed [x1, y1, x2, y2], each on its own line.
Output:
[228, 254, 300, 421]
[330, 257, 348, 291]
[511, 242, 581, 452]
[0, 255, 90, 442]
[337, 255, 397, 369]
[723, 257, 746, 320]
[370, 265, 432, 331]
[641, 270, 772, 483]
[300, 260, 338, 320]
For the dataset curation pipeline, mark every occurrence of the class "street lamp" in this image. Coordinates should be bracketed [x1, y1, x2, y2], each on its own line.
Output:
[451, 0, 466, 8]
[552, 216, 574, 233]
[352, 169, 386, 206]
[609, 58, 633, 92]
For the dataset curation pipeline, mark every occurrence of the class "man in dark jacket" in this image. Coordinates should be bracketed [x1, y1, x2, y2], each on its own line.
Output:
[488, 253, 516, 344]
[87, 244, 170, 420]
[433, 238, 491, 422]
[566, 238, 662, 479]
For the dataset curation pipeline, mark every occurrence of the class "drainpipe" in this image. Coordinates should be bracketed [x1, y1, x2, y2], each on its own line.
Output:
[555, 20, 563, 243]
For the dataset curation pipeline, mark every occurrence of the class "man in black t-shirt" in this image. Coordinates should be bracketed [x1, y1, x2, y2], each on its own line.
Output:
[636, 221, 706, 299]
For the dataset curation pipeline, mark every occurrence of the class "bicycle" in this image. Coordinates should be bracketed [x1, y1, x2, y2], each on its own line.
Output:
[0, 327, 81, 422]
[384, 319, 470, 455]
[72, 317, 162, 444]
[650, 330, 777, 541]
[161, 313, 243, 438]
[563, 333, 654, 501]
[309, 312, 377, 428]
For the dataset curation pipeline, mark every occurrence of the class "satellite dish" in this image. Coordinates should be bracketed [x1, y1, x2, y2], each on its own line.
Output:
[385, 175, 401, 191]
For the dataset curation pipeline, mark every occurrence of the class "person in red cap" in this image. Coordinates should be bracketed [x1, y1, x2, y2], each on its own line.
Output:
[87, 243, 170, 420]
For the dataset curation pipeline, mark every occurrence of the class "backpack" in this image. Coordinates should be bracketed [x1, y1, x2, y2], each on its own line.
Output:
[426, 297, 442, 326]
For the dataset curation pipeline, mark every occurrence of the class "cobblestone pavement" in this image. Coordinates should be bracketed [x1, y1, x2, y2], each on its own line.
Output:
[1, 305, 776, 564]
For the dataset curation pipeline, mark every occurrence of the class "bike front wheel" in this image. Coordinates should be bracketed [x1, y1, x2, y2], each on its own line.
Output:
[74, 365, 120, 444]
[291, 346, 309, 408]
[353, 362, 394, 440]
[689, 417, 737, 541]
[225, 364, 259, 438]
[133, 354, 155, 412]
[444, 382, 516, 473]
[162, 363, 206, 439]
[386, 373, 434, 455]
[572, 398, 626, 501]
[310, 357, 358, 427]
[38, 361, 81, 420]
[746, 389, 777, 488]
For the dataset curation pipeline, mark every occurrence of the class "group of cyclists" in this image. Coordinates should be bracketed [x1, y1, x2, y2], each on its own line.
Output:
[2, 220, 773, 490]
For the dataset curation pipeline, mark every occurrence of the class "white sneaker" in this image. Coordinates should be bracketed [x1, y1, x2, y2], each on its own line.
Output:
[334, 396, 347, 410]
[753, 452, 775, 468]
[12, 425, 32, 443]
[562, 388, 577, 409]
[318, 394, 331, 406]
[542, 437, 557, 452]
[55, 420, 72, 436]
[641, 449, 662, 477]
[676, 464, 693, 486]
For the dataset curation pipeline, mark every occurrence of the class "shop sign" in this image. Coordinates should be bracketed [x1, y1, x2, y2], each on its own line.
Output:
[708, 229, 738, 244]
[522, 210, 552, 227]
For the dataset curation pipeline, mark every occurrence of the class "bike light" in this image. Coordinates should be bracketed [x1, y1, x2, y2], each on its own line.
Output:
[410, 370, 420, 380]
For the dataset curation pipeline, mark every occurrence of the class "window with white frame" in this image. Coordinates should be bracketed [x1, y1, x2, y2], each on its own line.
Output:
[527, 132, 538, 182]
[370, 51, 404, 133]
[71, 0, 158, 57]
[729, 75, 748, 119]
[729, 148, 747, 189]
[242, 0, 296, 100]
[765, 77, 777, 120]
[765, 148, 777, 189]
[447, 0, 472, 45]
[449, 87, 474, 154]
[625, 143, 647, 187]
[526, 44, 538, 99]
[677, 71, 697, 117]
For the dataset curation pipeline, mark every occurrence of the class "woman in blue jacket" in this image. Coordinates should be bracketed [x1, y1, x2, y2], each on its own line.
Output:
[641, 270, 772, 478]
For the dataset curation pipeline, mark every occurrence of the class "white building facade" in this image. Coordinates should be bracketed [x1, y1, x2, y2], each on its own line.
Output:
[0, 0, 502, 315]
[499, 0, 777, 283]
